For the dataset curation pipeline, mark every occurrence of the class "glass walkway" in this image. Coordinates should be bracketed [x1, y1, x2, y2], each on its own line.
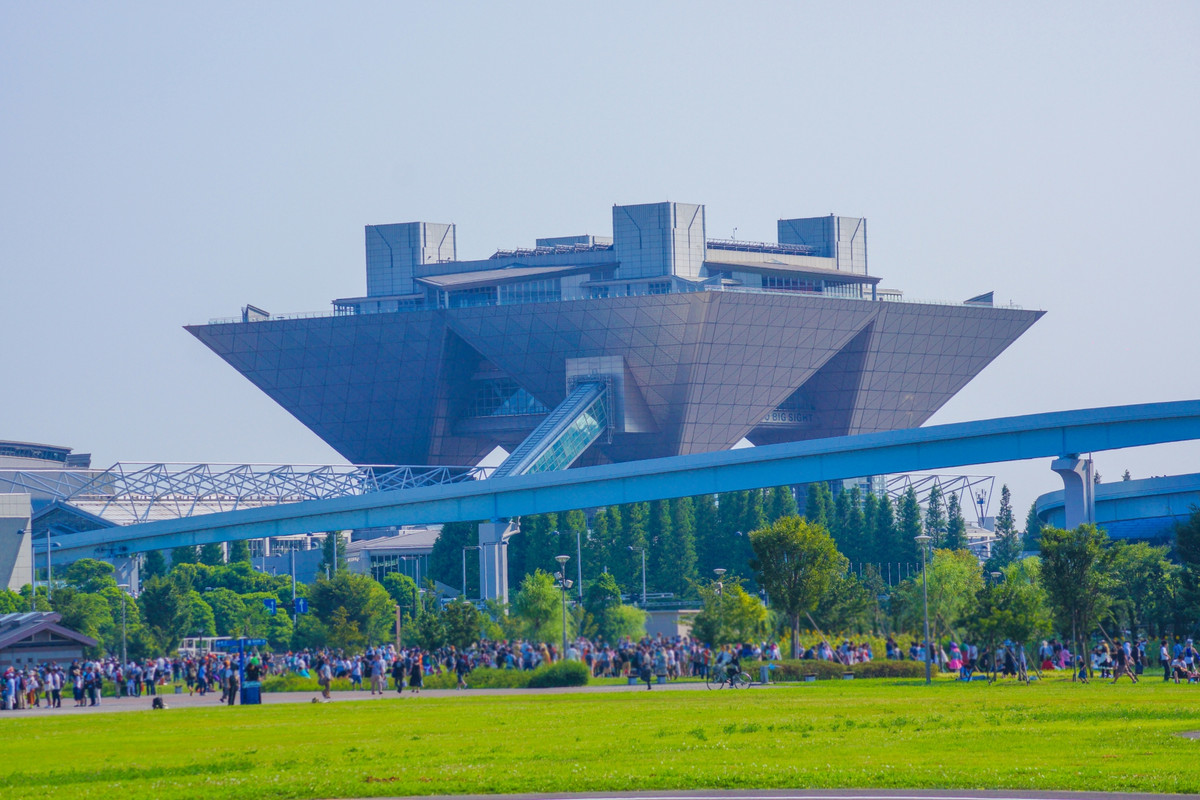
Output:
[490, 381, 610, 479]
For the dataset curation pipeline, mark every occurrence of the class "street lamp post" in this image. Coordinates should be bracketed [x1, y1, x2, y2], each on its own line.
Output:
[45, 528, 53, 603]
[462, 545, 481, 600]
[915, 533, 932, 684]
[553, 529, 584, 600]
[989, 570, 1002, 680]
[554, 554, 571, 659]
[628, 546, 646, 606]
[117, 582, 130, 666]
[713, 568, 726, 644]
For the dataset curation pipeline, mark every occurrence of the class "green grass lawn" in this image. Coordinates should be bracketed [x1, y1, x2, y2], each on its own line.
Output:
[2, 678, 1199, 799]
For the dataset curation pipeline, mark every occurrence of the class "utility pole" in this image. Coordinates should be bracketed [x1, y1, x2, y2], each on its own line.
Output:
[915, 533, 932, 684]
[290, 547, 297, 625]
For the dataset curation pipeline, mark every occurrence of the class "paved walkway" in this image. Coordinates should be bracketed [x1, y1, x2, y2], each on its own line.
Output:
[0, 677, 736, 718]
[373, 792, 1200, 800]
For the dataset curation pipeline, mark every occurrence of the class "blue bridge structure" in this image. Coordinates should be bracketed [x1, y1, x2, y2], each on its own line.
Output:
[39, 398, 1200, 600]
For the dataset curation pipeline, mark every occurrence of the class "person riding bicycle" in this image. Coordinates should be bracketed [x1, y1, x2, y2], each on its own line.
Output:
[724, 648, 741, 682]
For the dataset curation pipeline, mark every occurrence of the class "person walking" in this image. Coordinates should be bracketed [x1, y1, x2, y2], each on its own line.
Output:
[1112, 641, 1138, 684]
[391, 656, 405, 694]
[409, 651, 423, 694]
[226, 659, 240, 706]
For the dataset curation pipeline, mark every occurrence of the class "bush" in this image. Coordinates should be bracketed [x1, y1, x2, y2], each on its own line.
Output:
[767, 658, 937, 681]
[852, 659, 937, 679]
[424, 668, 531, 690]
[261, 673, 355, 693]
[527, 660, 590, 688]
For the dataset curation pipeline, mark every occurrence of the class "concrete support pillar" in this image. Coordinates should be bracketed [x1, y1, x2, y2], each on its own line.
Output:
[478, 519, 519, 605]
[1050, 456, 1096, 529]
[0, 494, 32, 592]
[112, 555, 141, 596]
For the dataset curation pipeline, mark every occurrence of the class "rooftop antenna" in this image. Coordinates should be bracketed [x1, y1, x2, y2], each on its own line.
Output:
[731, 226, 737, 241]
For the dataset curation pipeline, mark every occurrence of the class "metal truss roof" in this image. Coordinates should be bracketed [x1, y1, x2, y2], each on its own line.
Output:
[2, 462, 490, 526]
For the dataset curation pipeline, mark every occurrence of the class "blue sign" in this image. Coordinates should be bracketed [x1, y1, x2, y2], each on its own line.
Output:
[212, 637, 267, 650]
[263, 598, 277, 616]
[293, 598, 308, 614]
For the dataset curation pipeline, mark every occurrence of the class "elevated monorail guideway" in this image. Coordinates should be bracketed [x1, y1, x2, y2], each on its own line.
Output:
[49, 400, 1200, 594]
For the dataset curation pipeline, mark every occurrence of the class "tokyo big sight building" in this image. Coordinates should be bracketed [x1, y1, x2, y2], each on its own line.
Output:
[187, 202, 1044, 470]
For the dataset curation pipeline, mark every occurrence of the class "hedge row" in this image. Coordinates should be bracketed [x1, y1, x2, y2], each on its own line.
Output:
[768, 658, 937, 681]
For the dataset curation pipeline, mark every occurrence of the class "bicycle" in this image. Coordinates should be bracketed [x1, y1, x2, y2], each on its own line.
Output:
[706, 667, 753, 689]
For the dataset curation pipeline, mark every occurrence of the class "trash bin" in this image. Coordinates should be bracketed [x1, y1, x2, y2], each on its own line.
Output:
[759, 665, 770, 685]
[239, 681, 262, 705]
[174, 685, 182, 695]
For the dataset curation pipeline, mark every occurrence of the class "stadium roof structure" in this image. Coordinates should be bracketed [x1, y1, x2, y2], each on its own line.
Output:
[187, 201, 1044, 469]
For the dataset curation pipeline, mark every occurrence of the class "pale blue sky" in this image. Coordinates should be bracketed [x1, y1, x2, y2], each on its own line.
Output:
[2, 2, 1197, 514]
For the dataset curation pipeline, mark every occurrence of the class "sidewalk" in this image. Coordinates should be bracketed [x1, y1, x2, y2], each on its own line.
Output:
[0, 677, 742, 718]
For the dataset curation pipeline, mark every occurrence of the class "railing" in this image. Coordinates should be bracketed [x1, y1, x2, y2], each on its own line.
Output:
[201, 285, 1031, 326]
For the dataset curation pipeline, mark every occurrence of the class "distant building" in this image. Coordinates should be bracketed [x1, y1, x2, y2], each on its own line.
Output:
[1037, 473, 1200, 541]
[188, 201, 1043, 469]
[0, 612, 98, 669]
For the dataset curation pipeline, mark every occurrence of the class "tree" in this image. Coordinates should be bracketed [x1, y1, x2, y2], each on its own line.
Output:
[1175, 508, 1200, 635]
[601, 604, 647, 642]
[170, 546, 198, 566]
[327, 606, 367, 651]
[583, 572, 645, 642]
[987, 485, 1023, 571]
[511, 570, 568, 644]
[612, 503, 648, 593]
[63, 559, 117, 594]
[204, 587, 247, 636]
[381, 572, 420, 615]
[692, 494, 720, 577]
[308, 571, 395, 644]
[812, 572, 876, 636]
[893, 549, 984, 641]
[228, 539, 252, 564]
[749, 515, 847, 658]
[138, 576, 191, 652]
[897, 487, 923, 565]
[199, 543, 225, 566]
[969, 558, 1053, 649]
[183, 591, 217, 637]
[1110, 540, 1176, 639]
[428, 520, 478, 595]
[689, 579, 767, 646]
[442, 599, 485, 650]
[924, 484, 946, 547]
[1024, 502, 1044, 551]
[803, 482, 833, 528]
[767, 486, 798, 522]
[142, 550, 168, 580]
[52, 588, 113, 658]
[316, 531, 348, 577]
[649, 498, 698, 596]
[944, 493, 968, 551]
[873, 493, 899, 566]
[1039, 524, 1114, 677]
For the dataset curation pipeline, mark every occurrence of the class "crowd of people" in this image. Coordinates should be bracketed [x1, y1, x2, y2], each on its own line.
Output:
[4, 632, 1197, 710]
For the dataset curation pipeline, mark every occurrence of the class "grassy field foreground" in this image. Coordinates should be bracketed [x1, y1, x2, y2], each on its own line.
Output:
[2, 679, 1200, 799]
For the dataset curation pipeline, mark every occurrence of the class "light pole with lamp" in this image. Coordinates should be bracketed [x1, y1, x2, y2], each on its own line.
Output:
[552, 529, 583, 600]
[628, 545, 646, 607]
[915, 533, 933, 684]
[713, 568, 726, 646]
[462, 545, 481, 600]
[554, 555, 572, 659]
[117, 583, 130, 666]
[988, 570, 1002, 680]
